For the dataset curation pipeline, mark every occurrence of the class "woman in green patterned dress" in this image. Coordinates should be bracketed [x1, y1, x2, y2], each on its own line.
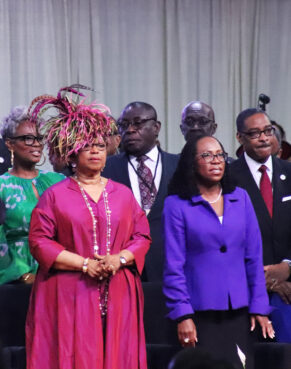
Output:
[0, 106, 64, 284]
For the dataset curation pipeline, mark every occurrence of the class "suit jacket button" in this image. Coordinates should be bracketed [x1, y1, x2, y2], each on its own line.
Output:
[220, 245, 227, 253]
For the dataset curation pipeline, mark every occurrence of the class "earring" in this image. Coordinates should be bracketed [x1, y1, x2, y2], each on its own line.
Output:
[36, 152, 46, 167]
[71, 162, 76, 168]
[10, 150, 14, 168]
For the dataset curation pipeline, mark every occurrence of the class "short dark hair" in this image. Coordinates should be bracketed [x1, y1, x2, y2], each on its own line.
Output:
[168, 134, 235, 199]
[236, 108, 270, 132]
[121, 101, 158, 121]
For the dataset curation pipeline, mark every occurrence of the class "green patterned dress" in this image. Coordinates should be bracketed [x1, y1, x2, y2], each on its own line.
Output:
[0, 170, 64, 284]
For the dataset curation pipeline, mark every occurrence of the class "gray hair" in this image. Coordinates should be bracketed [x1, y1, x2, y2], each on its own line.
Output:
[0, 106, 31, 140]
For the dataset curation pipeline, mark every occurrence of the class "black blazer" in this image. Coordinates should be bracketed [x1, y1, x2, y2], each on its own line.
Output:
[103, 149, 179, 281]
[230, 155, 291, 265]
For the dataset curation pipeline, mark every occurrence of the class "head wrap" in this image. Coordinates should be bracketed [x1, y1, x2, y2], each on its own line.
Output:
[28, 84, 112, 163]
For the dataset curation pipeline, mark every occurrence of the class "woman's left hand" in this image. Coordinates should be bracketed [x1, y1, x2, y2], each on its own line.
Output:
[95, 253, 120, 276]
[250, 315, 275, 339]
[20, 273, 35, 284]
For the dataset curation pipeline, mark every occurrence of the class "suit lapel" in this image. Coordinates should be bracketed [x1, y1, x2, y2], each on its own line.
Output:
[147, 149, 167, 220]
[119, 153, 132, 189]
[234, 156, 272, 226]
[272, 157, 288, 220]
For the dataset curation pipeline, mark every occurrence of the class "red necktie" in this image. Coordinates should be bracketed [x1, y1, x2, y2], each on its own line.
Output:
[259, 165, 273, 217]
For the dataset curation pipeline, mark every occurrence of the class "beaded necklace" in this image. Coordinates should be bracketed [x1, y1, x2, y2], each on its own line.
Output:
[74, 176, 111, 316]
[204, 187, 223, 204]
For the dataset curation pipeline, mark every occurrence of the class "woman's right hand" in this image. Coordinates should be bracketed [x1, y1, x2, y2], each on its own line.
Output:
[86, 258, 105, 279]
[177, 318, 198, 347]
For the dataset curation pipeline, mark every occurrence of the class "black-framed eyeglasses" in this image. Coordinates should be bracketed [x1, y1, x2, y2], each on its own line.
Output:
[80, 143, 107, 152]
[197, 152, 228, 163]
[117, 118, 155, 131]
[9, 135, 44, 146]
[240, 126, 275, 140]
[182, 117, 214, 127]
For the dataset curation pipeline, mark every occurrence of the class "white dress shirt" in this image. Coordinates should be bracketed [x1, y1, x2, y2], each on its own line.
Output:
[128, 145, 162, 209]
[244, 152, 273, 190]
[244, 153, 291, 265]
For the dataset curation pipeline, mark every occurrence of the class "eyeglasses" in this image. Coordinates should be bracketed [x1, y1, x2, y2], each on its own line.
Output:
[182, 117, 214, 127]
[10, 135, 44, 146]
[80, 143, 107, 151]
[197, 152, 228, 163]
[240, 126, 275, 139]
[117, 118, 155, 131]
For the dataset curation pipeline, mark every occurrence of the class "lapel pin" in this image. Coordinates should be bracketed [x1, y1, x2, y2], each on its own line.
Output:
[280, 174, 286, 180]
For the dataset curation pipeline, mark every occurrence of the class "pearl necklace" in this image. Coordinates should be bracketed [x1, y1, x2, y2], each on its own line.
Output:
[203, 187, 223, 204]
[74, 176, 111, 316]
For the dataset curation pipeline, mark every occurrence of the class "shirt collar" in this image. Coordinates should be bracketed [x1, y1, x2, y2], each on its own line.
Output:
[129, 145, 159, 163]
[190, 191, 239, 205]
[244, 152, 273, 173]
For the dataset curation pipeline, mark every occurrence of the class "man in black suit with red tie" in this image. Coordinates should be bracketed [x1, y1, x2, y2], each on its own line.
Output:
[230, 108, 291, 342]
[103, 101, 179, 282]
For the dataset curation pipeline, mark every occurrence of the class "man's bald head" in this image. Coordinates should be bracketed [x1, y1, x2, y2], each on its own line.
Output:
[121, 101, 157, 120]
[180, 101, 217, 141]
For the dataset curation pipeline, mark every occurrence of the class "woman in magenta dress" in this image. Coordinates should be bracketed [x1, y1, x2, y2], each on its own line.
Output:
[26, 86, 151, 369]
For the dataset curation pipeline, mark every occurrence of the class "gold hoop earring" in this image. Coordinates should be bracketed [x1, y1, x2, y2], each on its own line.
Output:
[36, 152, 46, 167]
[10, 150, 14, 168]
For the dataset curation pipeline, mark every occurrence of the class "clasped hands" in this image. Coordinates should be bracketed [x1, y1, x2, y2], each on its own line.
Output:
[264, 262, 291, 304]
[86, 253, 121, 280]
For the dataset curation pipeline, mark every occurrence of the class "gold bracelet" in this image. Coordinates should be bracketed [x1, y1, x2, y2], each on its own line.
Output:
[82, 257, 89, 274]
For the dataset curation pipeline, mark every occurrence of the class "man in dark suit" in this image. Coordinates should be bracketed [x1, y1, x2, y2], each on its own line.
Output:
[230, 108, 291, 342]
[180, 101, 235, 164]
[180, 101, 217, 141]
[103, 101, 179, 282]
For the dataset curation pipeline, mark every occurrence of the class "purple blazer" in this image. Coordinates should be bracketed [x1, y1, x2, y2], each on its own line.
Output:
[163, 187, 271, 320]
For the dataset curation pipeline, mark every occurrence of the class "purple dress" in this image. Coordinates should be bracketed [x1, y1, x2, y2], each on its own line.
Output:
[163, 187, 271, 367]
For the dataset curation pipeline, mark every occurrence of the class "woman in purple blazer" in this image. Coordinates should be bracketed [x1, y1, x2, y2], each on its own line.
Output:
[163, 135, 274, 369]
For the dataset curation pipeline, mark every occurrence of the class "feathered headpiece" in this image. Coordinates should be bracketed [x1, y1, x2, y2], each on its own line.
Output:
[28, 84, 112, 162]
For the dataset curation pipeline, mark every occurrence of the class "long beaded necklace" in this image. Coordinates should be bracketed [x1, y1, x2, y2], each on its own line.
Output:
[74, 176, 111, 316]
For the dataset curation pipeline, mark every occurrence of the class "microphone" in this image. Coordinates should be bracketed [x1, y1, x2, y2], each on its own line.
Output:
[257, 94, 271, 111]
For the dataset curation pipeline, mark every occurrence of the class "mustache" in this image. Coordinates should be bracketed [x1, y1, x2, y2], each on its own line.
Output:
[257, 143, 271, 148]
